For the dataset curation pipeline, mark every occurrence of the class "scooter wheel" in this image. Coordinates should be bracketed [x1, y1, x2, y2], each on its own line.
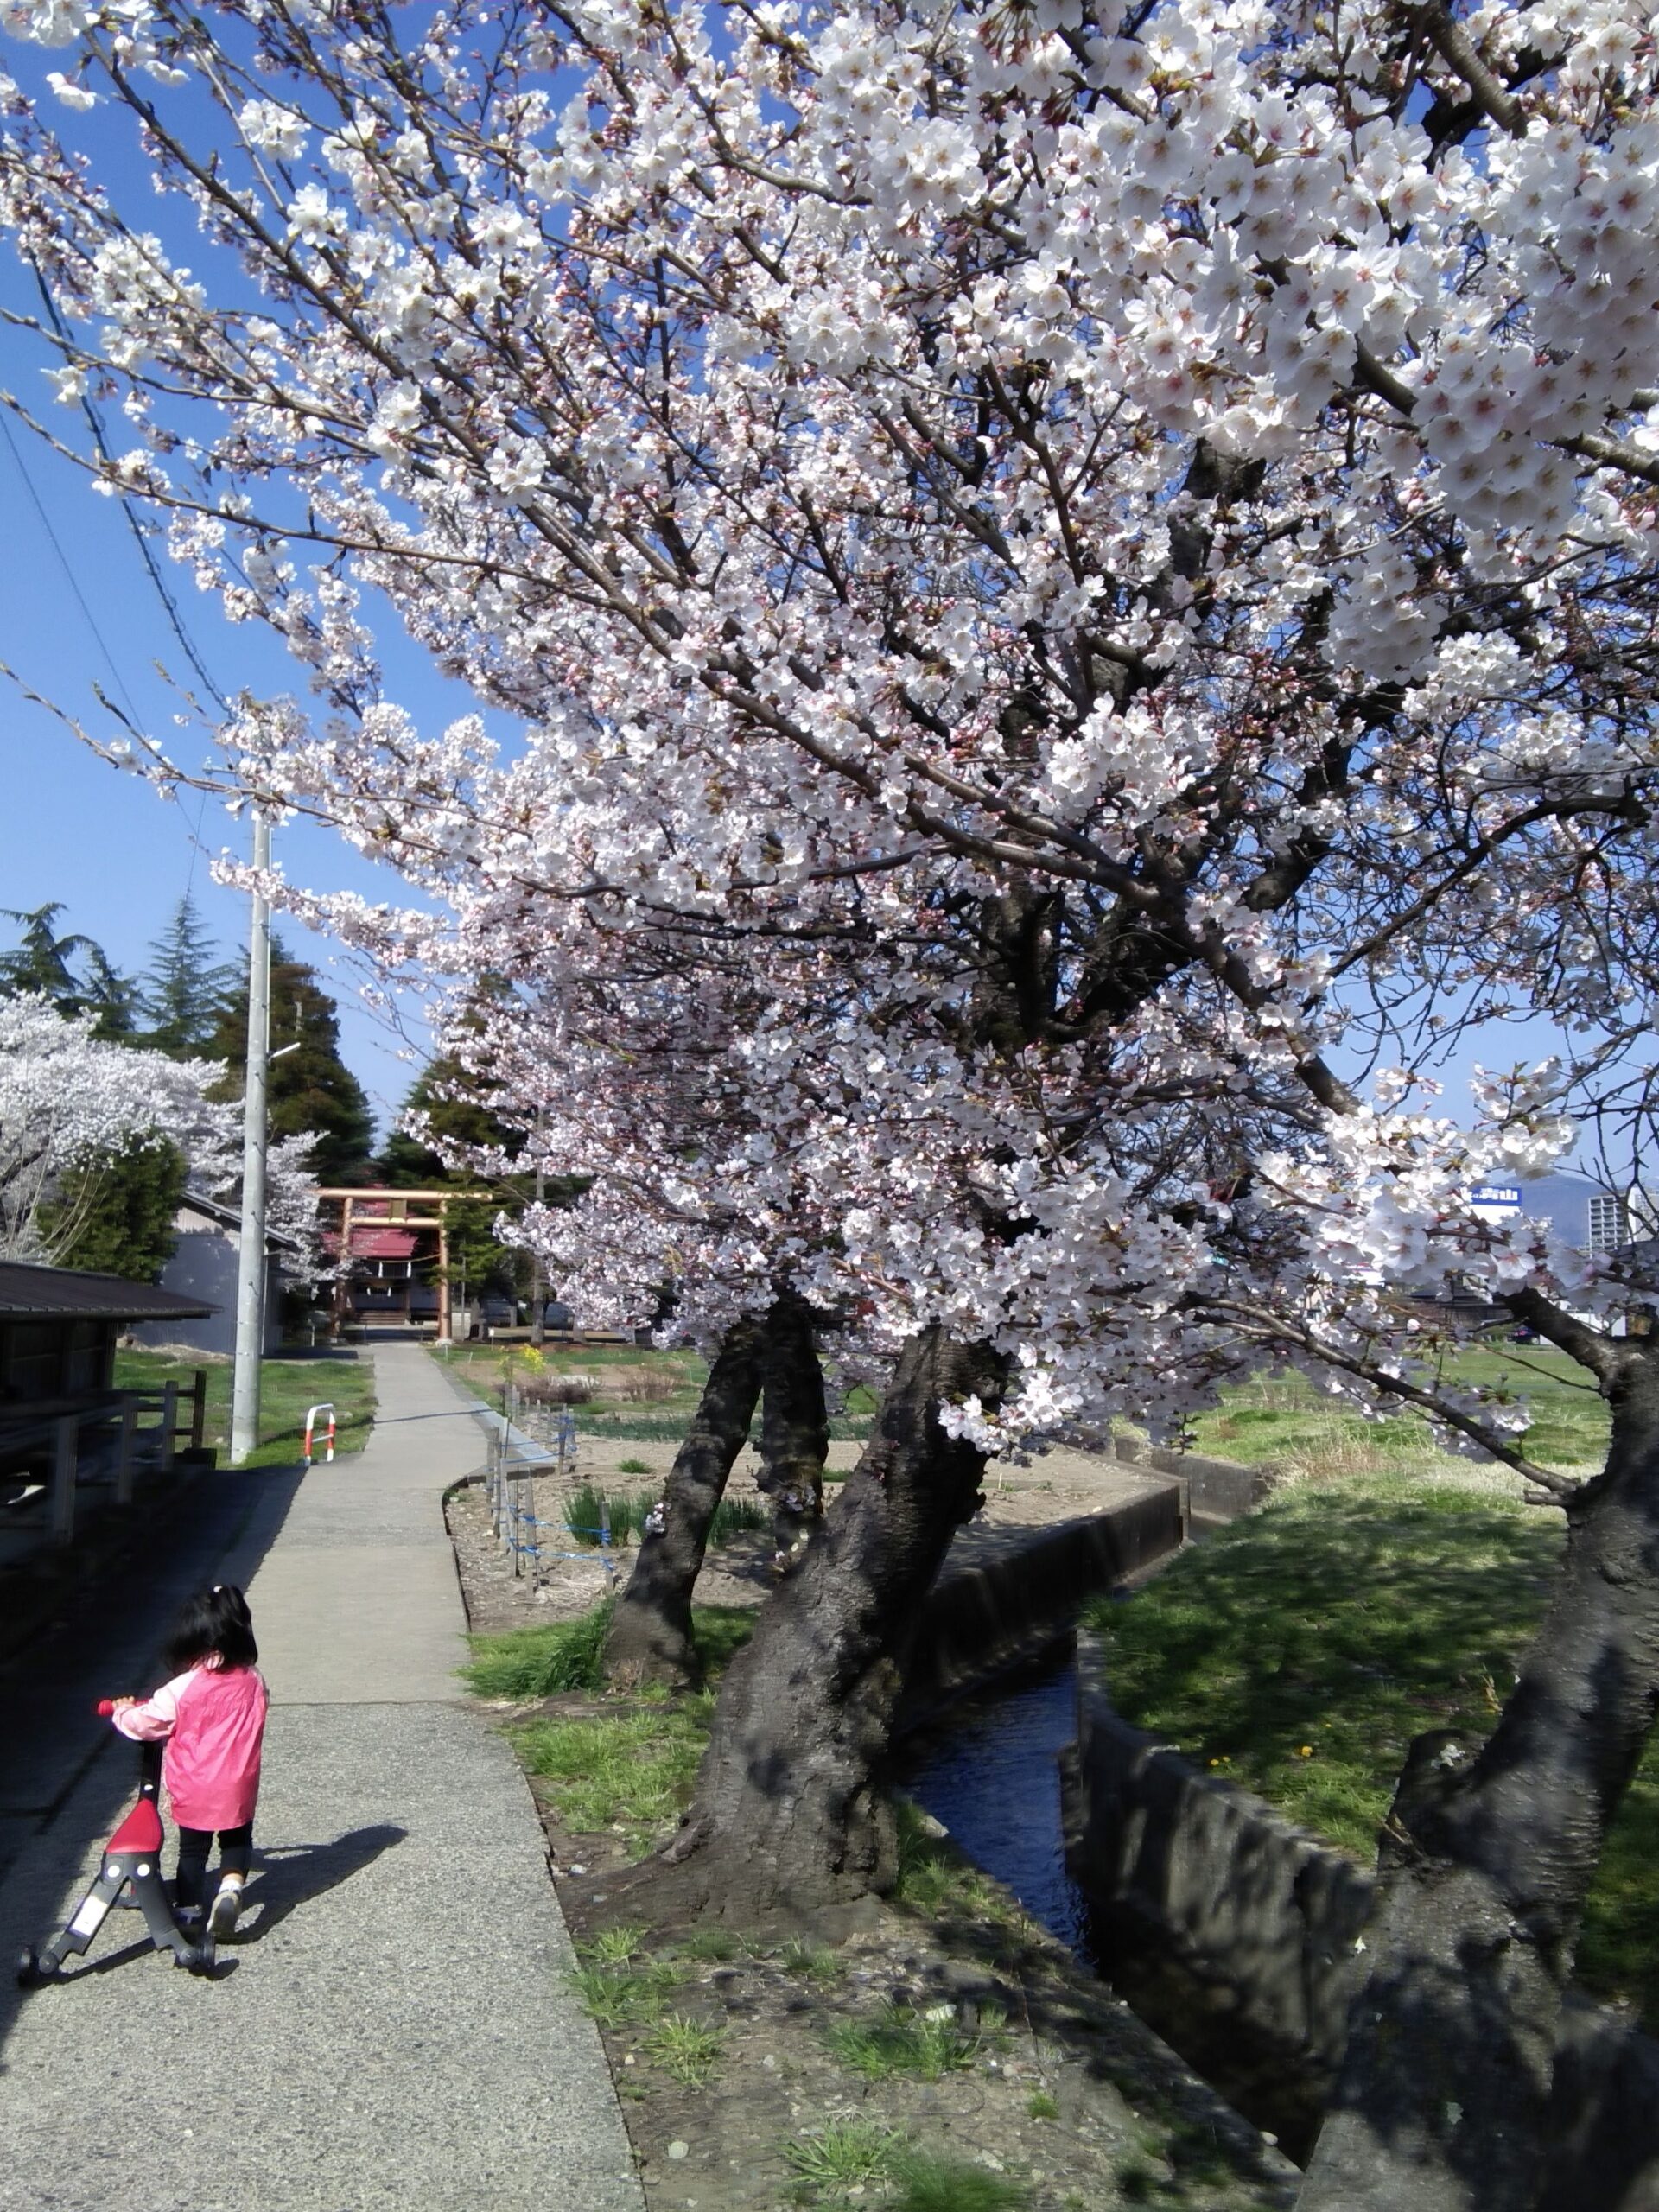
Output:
[16, 1946, 49, 1988]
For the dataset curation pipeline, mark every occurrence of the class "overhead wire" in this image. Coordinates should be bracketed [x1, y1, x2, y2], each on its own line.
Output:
[27, 258, 232, 892]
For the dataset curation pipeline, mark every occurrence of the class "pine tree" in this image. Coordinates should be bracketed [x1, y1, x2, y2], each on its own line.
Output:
[205, 939, 376, 1185]
[42, 1136, 189, 1281]
[137, 893, 237, 1056]
[380, 1058, 531, 1296]
[0, 903, 137, 1034]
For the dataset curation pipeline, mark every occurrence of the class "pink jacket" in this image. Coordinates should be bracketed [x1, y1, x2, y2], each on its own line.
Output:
[113, 1662, 268, 1831]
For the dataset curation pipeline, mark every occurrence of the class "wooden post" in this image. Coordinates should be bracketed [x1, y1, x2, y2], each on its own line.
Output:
[115, 1397, 138, 1506]
[436, 1198, 452, 1345]
[51, 1414, 78, 1544]
[159, 1381, 177, 1473]
[189, 1369, 207, 1452]
[336, 1196, 356, 1338]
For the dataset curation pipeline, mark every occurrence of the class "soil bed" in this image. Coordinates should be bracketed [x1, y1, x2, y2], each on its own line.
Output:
[446, 1477, 1295, 2210]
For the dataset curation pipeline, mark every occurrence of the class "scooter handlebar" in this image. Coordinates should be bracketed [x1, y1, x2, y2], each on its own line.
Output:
[95, 1700, 116, 1717]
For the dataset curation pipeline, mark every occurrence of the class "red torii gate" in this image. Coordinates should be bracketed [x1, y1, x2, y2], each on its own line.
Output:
[315, 1187, 504, 1344]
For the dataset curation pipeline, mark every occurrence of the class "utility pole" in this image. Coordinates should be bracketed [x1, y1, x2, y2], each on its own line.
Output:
[229, 812, 270, 1467]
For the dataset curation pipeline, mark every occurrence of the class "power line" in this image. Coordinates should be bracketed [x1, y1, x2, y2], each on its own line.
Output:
[28, 261, 231, 892]
[29, 263, 231, 718]
[0, 404, 140, 727]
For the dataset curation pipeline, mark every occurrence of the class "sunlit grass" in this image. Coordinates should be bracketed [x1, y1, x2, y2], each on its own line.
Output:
[1085, 1472, 1659, 2027]
[113, 1346, 376, 1468]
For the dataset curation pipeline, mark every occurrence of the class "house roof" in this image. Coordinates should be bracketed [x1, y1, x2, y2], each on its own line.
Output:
[0, 1261, 216, 1323]
[177, 1186, 302, 1255]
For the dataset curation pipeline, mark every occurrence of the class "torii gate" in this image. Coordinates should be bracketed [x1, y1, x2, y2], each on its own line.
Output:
[316, 1187, 505, 1344]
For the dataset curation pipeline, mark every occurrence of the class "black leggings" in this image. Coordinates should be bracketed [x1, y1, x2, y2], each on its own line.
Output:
[175, 1821, 254, 1910]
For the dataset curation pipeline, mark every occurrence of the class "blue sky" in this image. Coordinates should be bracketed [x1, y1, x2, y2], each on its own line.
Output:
[0, 385, 451, 1140]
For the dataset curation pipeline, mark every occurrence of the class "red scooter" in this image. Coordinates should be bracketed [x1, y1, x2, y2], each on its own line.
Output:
[16, 1702, 215, 1986]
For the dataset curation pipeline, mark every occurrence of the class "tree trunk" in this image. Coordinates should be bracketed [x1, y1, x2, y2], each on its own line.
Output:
[1299, 1347, 1659, 2212]
[646, 1325, 1004, 1924]
[602, 1319, 763, 1690]
[757, 1292, 830, 1571]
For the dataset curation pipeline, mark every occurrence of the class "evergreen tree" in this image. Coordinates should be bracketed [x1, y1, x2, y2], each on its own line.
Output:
[380, 1057, 529, 1296]
[42, 1136, 189, 1281]
[137, 893, 238, 1056]
[205, 938, 375, 1185]
[0, 903, 137, 1035]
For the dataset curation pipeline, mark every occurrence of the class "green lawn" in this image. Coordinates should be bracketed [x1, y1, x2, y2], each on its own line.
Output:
[113, 1347, 376, 1469]
[1184, 1345, 1610, 1482]
[1083, 1476, 1659, 2028]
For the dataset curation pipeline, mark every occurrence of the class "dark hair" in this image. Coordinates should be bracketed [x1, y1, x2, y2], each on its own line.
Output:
[163, 1585, 257, 1673]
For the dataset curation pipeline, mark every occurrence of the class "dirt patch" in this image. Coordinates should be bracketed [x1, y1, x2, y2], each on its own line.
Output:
[446, 1477, 1294, 2210]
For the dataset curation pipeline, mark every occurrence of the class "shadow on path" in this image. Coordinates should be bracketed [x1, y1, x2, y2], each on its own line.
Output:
[230, 1822, 408, 1943]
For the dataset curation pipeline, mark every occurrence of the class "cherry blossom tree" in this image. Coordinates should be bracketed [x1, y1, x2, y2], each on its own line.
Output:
[0, 992, 322, 1281]
[4, 4, 1659, 2202]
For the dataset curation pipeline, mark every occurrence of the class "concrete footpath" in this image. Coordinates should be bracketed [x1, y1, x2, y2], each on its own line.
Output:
[0, 1342, 644, 2212]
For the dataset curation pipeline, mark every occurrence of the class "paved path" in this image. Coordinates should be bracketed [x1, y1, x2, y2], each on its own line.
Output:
[0, 1343, 644, 2212]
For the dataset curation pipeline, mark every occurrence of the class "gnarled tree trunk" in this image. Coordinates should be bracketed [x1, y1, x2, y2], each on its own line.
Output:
[1299, 1345, 1659, 2212]
[757, 1291, 830, 1571]
[646, 1325, 1005, 1924]
[602, 1319, 762, 1689]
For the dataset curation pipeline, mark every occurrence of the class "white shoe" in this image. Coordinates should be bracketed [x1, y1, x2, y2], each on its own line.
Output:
[207, 1883, 243, 1940]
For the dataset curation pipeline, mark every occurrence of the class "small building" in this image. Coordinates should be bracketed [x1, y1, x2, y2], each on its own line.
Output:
[130, 1188, 298, 1359]
[1468, 1170, 1642, 1254]
[1, 1260, 216, 1559]
[0, 1259, 213, 1415]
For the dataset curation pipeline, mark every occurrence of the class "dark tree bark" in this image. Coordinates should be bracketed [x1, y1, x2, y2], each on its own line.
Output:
[602, 1319, 763, 1690]
[1299, 1341, 1659, 2212]
[756, 1292, 830, 1570]
[643, 1325, 1005, 1923]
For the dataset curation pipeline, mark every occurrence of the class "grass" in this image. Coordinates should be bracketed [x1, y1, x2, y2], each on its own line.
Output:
[461, 1599, 615, 1698]
[1027, 2091, 1059, 2121]
[644, 2012, 725, 2086]
[499, 1604, 754, 1853]
[463, 1599, 753, 1715]
[564, 1483, 655, 1548]
[887, 2154, 1028, 2212]
[516, 1707, 708, 1854]
[579, 1923, 649, 1967]
[709, 1494, 770, 1542]
[784, 2120, 903, 2191]
[114, 1345, 376, 1469]
[1084, 1471, 1659, 2028]
[1184, 1345, 1609, 1481]
[571, 1962, 677, 2030]
[782, 2129, 1027, 2211]
[890, 1797, 1033, 1933]
[826, 2000, 982, 2082]
[616, 1456, 653, 1475]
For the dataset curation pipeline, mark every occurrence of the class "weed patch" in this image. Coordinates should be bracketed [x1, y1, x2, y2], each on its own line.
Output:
[826, 2001, 981, 2082]
[783, 2120, 901, 2191]
[645, 2012, 725, 2086]
[887, 2152, 1028, 2212]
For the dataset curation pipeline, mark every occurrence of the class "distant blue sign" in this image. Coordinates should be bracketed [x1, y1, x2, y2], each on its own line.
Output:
[1471, 1185, 1522, 1206]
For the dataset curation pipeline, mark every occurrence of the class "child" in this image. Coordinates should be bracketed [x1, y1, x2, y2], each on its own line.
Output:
[111, 1584, 268, 1941]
